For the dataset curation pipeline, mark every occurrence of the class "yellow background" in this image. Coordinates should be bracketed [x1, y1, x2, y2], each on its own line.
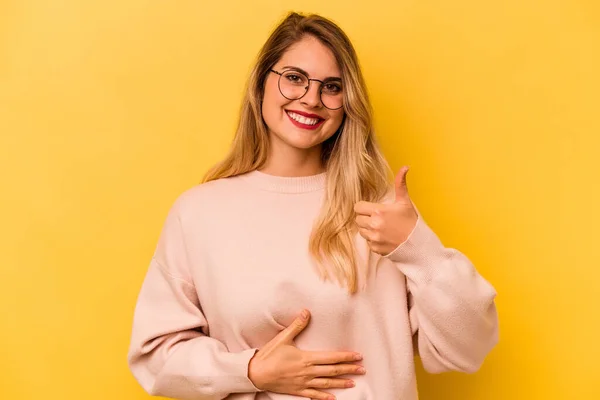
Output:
[1, 0, 598, 399]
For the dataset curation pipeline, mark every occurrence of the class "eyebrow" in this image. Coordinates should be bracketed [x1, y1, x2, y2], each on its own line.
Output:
[281, 65, 342, 81]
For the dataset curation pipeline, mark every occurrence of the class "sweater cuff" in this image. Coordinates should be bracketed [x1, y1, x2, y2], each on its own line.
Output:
[382, 215, 449, 286]
[220, 348, 263, 393]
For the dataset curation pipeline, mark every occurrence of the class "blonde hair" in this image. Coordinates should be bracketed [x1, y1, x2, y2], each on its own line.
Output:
[202, 12, 393, 294]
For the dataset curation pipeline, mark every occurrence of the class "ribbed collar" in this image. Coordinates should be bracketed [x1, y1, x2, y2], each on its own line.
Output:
[239, 169, 327, 194]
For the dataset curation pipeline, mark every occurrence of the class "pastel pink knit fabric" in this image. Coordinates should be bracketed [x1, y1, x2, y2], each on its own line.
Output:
[127, 170, 498, 399]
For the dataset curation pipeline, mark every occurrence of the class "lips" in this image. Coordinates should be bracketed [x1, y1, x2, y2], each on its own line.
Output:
[287, 109, 324, 119]
[285, 110, 325, 130]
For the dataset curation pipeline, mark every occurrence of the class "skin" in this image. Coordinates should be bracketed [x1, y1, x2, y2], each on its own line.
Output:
[260, 35, 345, 177]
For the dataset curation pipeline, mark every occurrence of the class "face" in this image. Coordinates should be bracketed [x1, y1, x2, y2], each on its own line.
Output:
[261, 36, 345, 155]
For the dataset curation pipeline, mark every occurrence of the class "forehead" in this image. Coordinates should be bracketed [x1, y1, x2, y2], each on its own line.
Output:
[276, 36, 341, 79]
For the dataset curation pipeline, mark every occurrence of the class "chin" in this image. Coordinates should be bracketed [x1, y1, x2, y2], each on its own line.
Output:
[268, 121, 336, 151]
[284, 137, 322, 150]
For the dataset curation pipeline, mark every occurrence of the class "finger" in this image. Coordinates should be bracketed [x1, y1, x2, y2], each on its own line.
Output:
[299, 389, 335, 400]
[353, 201, 382, 216]
[305, 350, 362, 365]
[306, 377, 355, 389]
[309, 363, 366, 378]
[355, 215, 371, 229]
[276, 309, 310, 344]
[394, 166, 410, 202]
[358, 227, 375, 242]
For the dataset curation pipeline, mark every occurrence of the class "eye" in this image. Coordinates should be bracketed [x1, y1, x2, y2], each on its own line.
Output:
[323, 82, 342, 94]
[282, 72, 307, 85]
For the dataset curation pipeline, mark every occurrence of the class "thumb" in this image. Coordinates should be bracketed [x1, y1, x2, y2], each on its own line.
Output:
[279, 309, 311, 344]
[394, 166, 410, 202]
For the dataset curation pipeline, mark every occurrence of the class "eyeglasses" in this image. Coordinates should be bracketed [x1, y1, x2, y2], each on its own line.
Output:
[269, 69, 344, 110]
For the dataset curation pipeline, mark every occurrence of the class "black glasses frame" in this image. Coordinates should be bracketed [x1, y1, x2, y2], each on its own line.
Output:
[269, 69, 344, 110]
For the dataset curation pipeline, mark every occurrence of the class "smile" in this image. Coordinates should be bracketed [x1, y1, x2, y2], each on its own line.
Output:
[286, 110, 325, 130]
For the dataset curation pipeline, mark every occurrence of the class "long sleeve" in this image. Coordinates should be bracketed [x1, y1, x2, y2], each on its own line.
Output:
[383, 212, 499, 374]
[127, 199, 261, 399]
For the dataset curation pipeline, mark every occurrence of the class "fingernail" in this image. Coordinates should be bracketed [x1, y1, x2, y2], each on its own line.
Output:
[301, 310, 309, 320]
[346, 380, 355, 387]
[354, 353, 363, 361]
[358, 367, 366, 374]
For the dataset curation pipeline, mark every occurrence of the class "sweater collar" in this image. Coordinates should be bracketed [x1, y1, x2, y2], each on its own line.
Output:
[240, 169, 326, 194]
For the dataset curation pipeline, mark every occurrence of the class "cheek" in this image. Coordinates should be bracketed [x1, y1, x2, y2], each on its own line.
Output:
[262, 83, 287, 121]
[327, 112, 345, 132]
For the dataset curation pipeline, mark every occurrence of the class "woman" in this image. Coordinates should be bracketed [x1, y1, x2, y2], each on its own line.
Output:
[127, 11, 499, 400]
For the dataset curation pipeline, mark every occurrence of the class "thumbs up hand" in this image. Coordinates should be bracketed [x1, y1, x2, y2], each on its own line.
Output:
[354, 166, 419, 256]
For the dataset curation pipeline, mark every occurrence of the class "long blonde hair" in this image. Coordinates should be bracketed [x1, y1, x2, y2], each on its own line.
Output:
[202, 12, 393, 294]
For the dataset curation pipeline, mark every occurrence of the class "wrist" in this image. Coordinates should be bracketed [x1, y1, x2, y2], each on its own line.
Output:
[248, 352, 266, 390]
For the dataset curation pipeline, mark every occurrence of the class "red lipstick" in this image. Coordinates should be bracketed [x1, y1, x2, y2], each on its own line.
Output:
[285, 110, 325, 130]
[287, 109, 324, 119]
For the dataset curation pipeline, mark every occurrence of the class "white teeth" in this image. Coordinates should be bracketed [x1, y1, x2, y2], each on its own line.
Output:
[287, 111, 320, 126]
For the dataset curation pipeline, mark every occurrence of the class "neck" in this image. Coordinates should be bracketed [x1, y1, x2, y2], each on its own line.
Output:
[261, 140, 325, 177]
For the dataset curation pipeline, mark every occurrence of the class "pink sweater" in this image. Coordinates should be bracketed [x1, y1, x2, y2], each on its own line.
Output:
[127, 170, 498, 399]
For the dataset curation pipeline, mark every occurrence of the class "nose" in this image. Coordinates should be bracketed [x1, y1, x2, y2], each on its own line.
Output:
[300, 80, 323, 108]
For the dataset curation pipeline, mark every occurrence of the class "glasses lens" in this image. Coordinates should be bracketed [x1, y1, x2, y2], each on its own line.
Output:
[277, 70, 344, 110]
[320, 81, 343, 110]
[279, 71, 309, 100]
